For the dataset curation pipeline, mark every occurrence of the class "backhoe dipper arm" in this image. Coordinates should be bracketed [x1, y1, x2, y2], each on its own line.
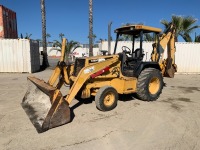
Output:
[158, 24, 176, 64]
[152, 24, 177, 77]
[65, 56, 119, 105]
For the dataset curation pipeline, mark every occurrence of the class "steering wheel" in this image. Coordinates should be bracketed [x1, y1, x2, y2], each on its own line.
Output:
[122, 46, 131, 54]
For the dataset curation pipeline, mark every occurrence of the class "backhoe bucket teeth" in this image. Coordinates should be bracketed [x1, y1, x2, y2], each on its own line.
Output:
[21, 76, 71, 133]
[164, 58, 177, 78]
[165, 67, 176, 78]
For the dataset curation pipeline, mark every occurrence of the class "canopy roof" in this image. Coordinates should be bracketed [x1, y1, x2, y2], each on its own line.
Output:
[115, 25, 162, 35]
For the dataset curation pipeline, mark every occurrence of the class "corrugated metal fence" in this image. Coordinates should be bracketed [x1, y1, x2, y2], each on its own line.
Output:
[0, 39, 40, 73]
[1, 39, 199, 73]
[175, 43, 200, 73]
[101, 41, 200, 73]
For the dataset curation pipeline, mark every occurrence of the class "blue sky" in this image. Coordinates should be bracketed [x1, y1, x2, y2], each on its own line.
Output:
[1, 0, 200, 43]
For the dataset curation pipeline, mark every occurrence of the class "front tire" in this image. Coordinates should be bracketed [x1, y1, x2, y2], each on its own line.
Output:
[95, 86, 118, 111]
[136, 68, 163, 101]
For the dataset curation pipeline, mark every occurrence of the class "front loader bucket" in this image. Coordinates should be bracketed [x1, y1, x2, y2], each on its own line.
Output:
[21, 76, 71, 133]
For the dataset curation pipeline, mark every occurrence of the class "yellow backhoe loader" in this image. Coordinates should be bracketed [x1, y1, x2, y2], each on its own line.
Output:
[22, 24, 177, 133]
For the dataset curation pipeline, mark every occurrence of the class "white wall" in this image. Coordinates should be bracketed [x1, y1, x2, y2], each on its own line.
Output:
[175, 43, 200, 73]
[42, 47, 100, 58]
[0, 39, 40, 73]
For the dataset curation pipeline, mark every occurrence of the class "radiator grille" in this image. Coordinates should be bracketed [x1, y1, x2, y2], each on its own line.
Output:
[73, 58, 85, 76]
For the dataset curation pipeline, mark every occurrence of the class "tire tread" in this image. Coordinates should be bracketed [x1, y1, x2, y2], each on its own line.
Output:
[136, 68, 163, 101]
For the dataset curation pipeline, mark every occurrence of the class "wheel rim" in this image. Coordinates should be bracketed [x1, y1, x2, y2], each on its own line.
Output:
[103, 92, 115, 107]
[149, 77, 160, 95]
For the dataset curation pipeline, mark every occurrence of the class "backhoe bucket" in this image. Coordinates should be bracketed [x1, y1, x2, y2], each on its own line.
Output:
[164, 58, 177, 78]
[21, 76, 71, 133]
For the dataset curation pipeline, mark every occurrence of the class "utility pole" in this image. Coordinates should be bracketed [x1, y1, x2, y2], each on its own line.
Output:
[89, 0, 93, 56]
[108, 21, 112, 55]
[41, 0, 49, 69]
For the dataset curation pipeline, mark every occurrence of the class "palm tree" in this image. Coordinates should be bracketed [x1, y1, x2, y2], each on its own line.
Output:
[89, 0, 93, 56]
[20, 33, 32, 39]
[51, 36, 80, 63]
[143, 33, 154, 41]
[195, 35, 200, 42]
[59, 33, 65, 39]
[40, 0, 49, 69]
[161, 15, 200, 42]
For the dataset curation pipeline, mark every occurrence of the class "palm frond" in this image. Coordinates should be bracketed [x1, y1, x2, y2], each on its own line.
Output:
[161, 15, 200, 42]
[52, 37, 81, 61]
[195, 35, 200, 42]
[182, 16, 199, 33]
[160, 20, 169, 28]
[53, 40, 62, 48]
[171, 15, 183, 30]
[49, 47, 61, 52]
[180, 33, 192, 42]
[71, 45, 81, 52]
[184, 25, 200, 34]
[144, 33, 154, 41]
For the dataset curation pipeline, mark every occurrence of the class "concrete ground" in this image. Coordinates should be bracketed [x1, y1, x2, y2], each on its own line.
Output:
[1, 58, 200, 150]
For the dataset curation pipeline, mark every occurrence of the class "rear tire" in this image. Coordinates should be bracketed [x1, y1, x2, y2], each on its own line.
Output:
[136, 68, 163, 101]
[95, 86, 118, 111]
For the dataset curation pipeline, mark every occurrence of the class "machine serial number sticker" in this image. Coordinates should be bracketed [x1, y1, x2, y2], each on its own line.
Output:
[84, 66, 94, 74]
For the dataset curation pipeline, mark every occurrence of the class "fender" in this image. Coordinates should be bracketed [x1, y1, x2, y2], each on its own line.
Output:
[133, 61, 161, 77]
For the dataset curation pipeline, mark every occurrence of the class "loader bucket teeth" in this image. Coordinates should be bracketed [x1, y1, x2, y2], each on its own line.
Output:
[21, 76, 71, 133]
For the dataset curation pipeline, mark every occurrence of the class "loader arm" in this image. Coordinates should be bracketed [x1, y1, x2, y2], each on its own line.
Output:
[48, 38, 71, 87]
[65, 56, 119, 105]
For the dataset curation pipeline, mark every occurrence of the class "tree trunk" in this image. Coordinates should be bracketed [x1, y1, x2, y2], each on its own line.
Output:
[108, 22, 112, 55]
[89, 0, 93, 56]
[41, 0, 49, 69]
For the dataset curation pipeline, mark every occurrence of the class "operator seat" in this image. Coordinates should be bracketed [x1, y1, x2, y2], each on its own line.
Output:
[118, 52, 127, 68]
[132, 48, 144, 61]
[118, 52, 133, 77]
